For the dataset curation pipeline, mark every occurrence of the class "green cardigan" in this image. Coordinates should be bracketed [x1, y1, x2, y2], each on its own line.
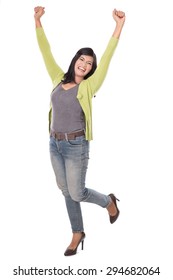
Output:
[36, 27, 118, 140]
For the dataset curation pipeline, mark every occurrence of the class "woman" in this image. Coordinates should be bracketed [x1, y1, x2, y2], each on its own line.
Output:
[34, 6, 125, 256]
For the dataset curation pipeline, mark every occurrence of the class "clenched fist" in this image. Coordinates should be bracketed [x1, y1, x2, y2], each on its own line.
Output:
[112, 9, 126, 26]
[34, 6, 45, 20]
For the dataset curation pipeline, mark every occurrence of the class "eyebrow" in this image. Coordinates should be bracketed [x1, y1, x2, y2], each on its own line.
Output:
[80, 56, 93, 63]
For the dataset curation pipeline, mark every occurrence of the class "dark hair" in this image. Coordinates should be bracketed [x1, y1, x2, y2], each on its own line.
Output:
[62, 47, 97, 84]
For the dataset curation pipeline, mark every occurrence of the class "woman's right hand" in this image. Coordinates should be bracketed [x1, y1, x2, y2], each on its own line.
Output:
[34, 6, 45, 20]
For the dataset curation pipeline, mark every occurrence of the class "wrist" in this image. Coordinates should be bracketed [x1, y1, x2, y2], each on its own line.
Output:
[113, 22, 124, 38]
[35, 18, 42, 28]
[116, 22, 125, 30]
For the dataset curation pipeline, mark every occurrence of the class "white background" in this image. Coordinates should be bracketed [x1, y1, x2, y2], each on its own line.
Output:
[0, 0, 172, 279]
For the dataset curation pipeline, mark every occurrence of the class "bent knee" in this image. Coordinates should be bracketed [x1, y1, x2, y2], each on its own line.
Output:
[69, 187, 88, 202]
[70, 193, 83, 202]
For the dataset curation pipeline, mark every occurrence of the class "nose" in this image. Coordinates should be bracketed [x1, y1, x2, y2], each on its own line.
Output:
[81, 61, 87, 68]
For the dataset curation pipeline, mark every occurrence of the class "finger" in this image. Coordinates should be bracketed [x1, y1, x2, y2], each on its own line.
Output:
[34, 7, 39, 12]
[34, 7, 42, 13]
[117, 11, 125, 18]
[34, 6, 45, 12]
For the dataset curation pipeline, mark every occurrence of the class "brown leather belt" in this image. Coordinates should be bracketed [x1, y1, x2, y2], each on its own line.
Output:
[50, 130, 85, 140]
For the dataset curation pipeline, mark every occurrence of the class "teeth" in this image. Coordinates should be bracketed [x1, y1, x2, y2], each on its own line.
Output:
[78, 67, 85, 72]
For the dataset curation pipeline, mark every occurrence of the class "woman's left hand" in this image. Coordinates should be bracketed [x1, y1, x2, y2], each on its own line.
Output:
[112, 9, 126, 26]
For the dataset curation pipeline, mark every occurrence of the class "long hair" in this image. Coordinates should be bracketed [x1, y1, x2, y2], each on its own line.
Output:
[62, 47, 97, 84]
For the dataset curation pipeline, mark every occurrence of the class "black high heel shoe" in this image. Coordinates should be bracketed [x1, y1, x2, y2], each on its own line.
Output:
[64, 232, 85, 256]
[108, 193, 120, 224]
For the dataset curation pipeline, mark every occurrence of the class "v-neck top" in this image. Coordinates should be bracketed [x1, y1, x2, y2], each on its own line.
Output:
[51, 83, 85, 133]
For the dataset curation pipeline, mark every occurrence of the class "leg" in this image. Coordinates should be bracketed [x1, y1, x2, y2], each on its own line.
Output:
[49, 136, 84, 232]
[62, 136, 119, 221]
[62, 136, 111, 207]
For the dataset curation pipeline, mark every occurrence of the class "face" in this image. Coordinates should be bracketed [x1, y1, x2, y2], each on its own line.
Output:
[74, 55, 94, 80]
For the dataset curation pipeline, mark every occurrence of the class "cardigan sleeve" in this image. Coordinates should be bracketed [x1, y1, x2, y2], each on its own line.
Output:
[36, 27, 64, 84]
[86, 37, 119, 98]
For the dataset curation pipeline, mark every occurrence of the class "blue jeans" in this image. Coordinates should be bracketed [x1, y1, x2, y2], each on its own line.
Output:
[49, 135, 111, 232]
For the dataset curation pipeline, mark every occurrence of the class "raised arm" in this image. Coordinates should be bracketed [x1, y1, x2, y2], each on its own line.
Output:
[83, 9, 126, 96]
[112, 9, 126, 39]
[34, 6, 64, 85]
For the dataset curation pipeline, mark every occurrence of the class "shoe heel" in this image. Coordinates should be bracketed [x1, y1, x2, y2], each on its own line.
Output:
[108, 193, 120, 224]
[81, 240, 84, 250]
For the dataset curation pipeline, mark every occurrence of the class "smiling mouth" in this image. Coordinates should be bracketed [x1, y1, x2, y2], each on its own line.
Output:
[78, 67, 86, 72]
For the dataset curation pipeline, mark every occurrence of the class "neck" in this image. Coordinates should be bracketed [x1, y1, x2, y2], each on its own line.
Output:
[75, 77, 84, 84]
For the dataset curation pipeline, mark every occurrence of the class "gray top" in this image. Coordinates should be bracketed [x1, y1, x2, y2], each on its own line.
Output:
[50, 83, 85, 133]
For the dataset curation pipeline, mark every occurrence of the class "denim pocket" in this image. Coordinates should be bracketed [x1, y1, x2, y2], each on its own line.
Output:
[68, 135, 85, 146]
